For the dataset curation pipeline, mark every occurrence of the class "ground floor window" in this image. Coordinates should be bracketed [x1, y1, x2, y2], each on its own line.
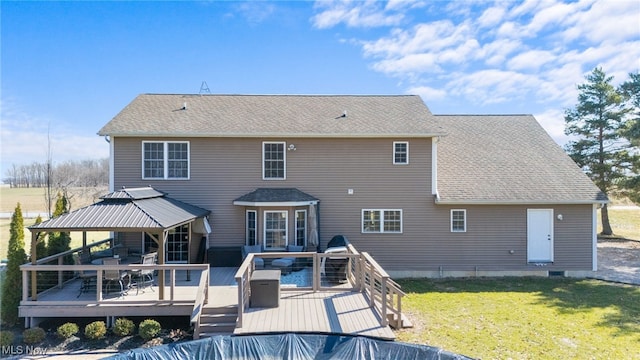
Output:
[246, 210, 257, 246]
[362, 209, 403, 233]
[264, 211, 287, 249]
[451, 209, 467, 232]
[295, 209, 307, 247]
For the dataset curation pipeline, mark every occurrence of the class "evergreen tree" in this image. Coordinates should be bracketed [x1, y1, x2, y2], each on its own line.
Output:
[34, 215, 47, 260]
[1, 203, 28, 325]
[564, 67, 633, 235]
[47, 193, 71, 257]
[619, 72, 640, 204]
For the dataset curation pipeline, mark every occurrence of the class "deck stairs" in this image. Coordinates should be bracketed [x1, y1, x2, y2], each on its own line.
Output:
[197, 304, 238, 338]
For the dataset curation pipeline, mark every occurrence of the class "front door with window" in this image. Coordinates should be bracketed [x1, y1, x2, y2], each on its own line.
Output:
[527, 209, 554, 263]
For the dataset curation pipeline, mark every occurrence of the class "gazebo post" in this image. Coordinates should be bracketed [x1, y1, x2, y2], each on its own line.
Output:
[158, 230, 167, 300]
[30, 232, 38, 301]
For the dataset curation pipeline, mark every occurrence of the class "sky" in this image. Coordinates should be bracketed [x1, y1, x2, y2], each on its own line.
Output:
[1, 0, 639, 177]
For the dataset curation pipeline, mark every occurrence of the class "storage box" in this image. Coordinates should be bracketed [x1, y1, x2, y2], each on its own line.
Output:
[250, 270, 281, 308]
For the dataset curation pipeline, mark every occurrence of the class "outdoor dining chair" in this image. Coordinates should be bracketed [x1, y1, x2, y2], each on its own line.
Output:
[102, 257, 128, 297]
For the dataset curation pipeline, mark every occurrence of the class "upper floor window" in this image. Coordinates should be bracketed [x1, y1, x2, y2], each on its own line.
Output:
[362, 209, 403, 233]
[393, 141, 409, 164]
[263, 142, 286, 180]
[143, 141, 189, 179]
[451, 209, 467, 232]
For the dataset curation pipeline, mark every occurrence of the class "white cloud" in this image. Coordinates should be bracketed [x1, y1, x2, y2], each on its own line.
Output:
[0, 99, 108, 175]
[506, 49, 556, 71]
[534, 108, 570, 145]
[405, 85, 447, 101]
[311, 0, 404, 29]
[311, 0, 639, 143]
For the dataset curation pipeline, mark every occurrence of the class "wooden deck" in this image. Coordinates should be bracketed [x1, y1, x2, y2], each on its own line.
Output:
[235, 290, 394, 339]
[21, 266, 395, 340]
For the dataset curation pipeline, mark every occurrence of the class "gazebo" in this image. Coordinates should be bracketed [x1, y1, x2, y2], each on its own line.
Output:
[27, 186, 211, 300]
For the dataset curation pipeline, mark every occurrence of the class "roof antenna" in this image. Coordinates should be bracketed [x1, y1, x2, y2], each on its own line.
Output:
[199, 81, 211, 95]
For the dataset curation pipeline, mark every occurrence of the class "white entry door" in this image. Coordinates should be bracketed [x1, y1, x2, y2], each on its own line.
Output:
[527, 209, 554, 263]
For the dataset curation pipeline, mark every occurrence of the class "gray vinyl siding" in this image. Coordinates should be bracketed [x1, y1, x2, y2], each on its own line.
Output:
[112, 136, 594, 271]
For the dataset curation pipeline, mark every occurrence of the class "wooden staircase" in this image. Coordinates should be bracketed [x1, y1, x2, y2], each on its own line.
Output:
[196, 304, 238, 338]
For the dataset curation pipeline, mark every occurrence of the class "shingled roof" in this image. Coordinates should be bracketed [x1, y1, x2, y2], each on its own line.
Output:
[435, 115, 607, 204]
[98, 94, 444, 138]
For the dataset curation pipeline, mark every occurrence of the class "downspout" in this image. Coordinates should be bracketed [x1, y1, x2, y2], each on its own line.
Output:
[105, 135, 114, 193]
[592, 203, 598, 271]
[431, 137, 440, 203]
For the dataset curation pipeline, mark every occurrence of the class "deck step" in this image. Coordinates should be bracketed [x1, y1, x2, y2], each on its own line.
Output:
[196, 304, 238, 338]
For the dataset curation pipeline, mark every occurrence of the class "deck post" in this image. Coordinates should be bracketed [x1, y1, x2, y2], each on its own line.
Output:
[158, 231, 167, 300]
[96, 269, 103, 301]
[22, 268, 28, 301]
[381, 277, 388, 327]
[236, 274, 244, 328]
[170, 269, 175, 301]
[313, 253, 319, 291]
[58, 256, 64, 288]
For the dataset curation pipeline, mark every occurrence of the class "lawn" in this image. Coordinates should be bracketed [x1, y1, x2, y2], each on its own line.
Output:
[396, 277, 640, 359]
[599, 207, 640, 241]
[1, 186, 109, 261]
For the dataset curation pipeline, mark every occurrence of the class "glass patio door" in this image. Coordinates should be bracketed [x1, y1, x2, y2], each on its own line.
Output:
[166, 224, 189, 263]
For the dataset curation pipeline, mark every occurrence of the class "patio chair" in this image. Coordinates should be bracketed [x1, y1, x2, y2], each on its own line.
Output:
[74, 255, 97, 298]
[272, 245, 305, 275]
[102, 258, 128, 296]
[242, 245, 264, 270]
[131, 252, 156, 295]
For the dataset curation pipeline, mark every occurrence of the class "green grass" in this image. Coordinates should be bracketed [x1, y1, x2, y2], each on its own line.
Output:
[0, 187, 109, 261]
[396, 278, 640, 359]
[599, 208, 640, 241]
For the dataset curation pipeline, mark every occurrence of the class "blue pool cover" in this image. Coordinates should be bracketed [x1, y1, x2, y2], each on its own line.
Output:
[106, 333, 474, 359]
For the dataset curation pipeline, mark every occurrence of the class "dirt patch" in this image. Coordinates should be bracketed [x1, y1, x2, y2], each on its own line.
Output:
[594, 239, 640, 285]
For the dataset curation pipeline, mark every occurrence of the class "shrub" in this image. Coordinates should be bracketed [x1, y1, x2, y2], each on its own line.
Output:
[113, 318, 136, 337]
[84, 321, 107, 340]
[0, 330, 14, 347]
[56, 322, 79, 339]
[138, 319, 161, 340]
[22, 327, 46, 344]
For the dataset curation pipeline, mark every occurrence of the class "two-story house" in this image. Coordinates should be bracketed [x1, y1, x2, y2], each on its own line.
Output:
[97, 94, 606, 277]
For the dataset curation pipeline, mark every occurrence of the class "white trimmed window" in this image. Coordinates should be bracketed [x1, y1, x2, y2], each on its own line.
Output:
[263, 142, 286, 180]
[246, 210, 257, 246]
[295, 209, 307, 247]
[264, 211, 287, 249]
[451, 209, 467, 232]
[393, 141, 409, 165]
[362, 209, 403, 233]
[142, 141, 189, 179]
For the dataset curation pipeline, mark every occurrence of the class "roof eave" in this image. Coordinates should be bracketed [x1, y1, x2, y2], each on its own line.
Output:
[233, 200, 319, 207]
[435, 199, 609, 205]
[97, 132, 446, 138]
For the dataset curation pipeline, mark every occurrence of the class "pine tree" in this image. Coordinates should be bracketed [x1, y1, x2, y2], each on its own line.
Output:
[564, 67, 633, 235]
[47, 193, 71, 257]
[1, 203, 28, 326]
[619, 72, 640, 204]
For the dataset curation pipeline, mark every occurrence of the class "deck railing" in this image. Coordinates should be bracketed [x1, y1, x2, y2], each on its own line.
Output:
[20, 262, 209, 304]
[27, 238, 113, 297]
[234, 246, 405, 330]
[360, 252, 406, 328]
[190, 266, 210, 340]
